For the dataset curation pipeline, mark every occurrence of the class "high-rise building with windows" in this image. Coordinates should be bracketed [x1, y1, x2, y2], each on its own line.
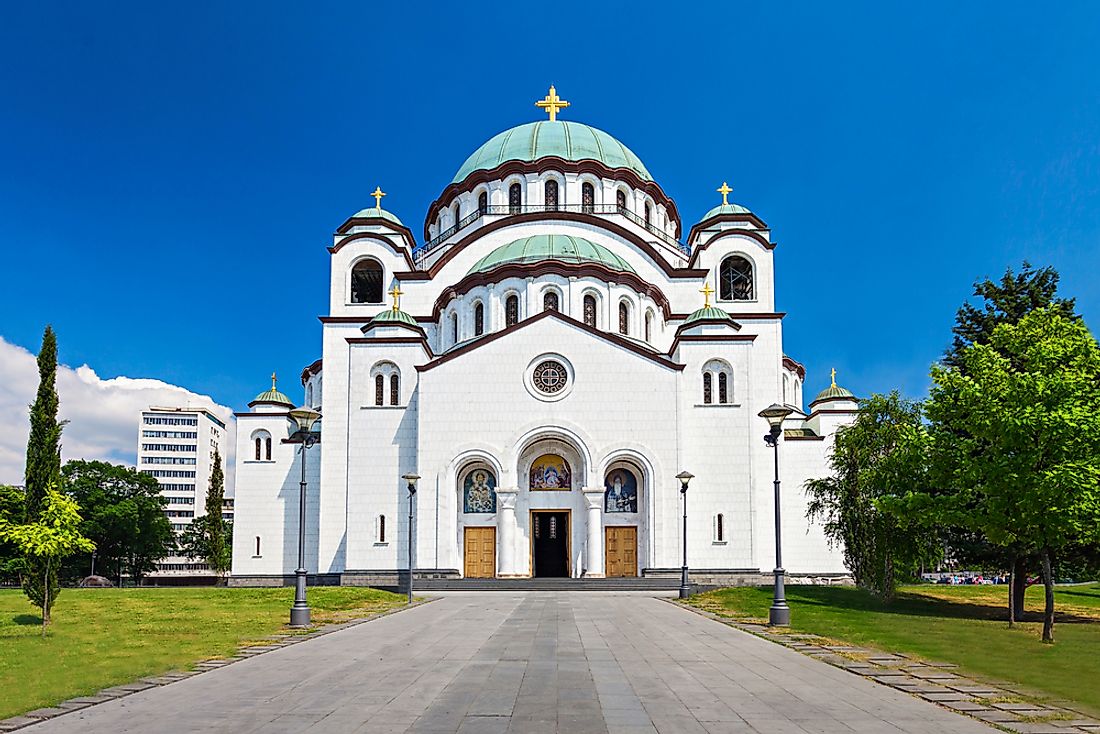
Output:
[137, 406, 227, 577]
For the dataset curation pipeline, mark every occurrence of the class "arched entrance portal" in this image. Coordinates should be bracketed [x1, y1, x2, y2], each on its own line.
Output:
[517, 434, 589, 578]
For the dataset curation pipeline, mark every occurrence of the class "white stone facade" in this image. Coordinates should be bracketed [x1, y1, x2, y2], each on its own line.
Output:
[231, 111, 856, 586]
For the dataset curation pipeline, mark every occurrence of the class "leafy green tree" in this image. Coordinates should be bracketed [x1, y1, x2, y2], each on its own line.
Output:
[61, 461, 175, 584]
[918, 308, 1100, 642]
[0, 485, 25, 583]
[22, 326, 65, 612]
[179, 449, 231, 581]
[943, 262, 1077, 618]
[805, 392, 940, 599]
[0, 484, 94, 634]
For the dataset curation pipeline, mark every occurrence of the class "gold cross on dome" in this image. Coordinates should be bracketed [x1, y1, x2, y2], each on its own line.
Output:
[371, 186, 386, 209]
[271, 371, 277, 390]
[388, 284, 403, 313]
[830, 368, 837, 387]
[535, 85, 570, 122]
[700, 282, 715, 308]
[717, 182, 733, 206]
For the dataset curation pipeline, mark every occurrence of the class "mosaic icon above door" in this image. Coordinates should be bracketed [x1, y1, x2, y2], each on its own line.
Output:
[530, 454, 571, 490]
[463, 468, 497, 513]
[605, 468, 638, 513]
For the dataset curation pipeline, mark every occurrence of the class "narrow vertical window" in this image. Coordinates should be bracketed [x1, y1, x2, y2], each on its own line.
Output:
[390, 373, 399, 406]
[474, 303, 484, 336]
[543, 291, 559, 312]
[509, 183, 521, 214]
[703, 372, 713, 404]
[375, 374, 384, 406]
[644, 202, 652, 226]
[583, 295, 597, 327]
[478, 191, 488, 214]
[644, 312, 653, 342]
[306, 384, 313, 407]
[255, 536, 261, 556]
[616, 189, 627, 211]
[716, 514, 725, 542]
[582, 182, 595, 213]
[453, 202, 461, 227]
[452, 313, 459, 343]
[618, 302, 629, 335]
[506, 295, 519, 326]
[254, 438, 261, 461]
[265, 437, 272, 461]
[718, 372, 728, 404]
[545, 180, 559, 210]
[719, 256, 754, 301]
[379, 515, 386, 543]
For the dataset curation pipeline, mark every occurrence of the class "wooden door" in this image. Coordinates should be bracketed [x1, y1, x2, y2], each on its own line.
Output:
[605, 526, 638, 577]
[464, 527, 496, 578]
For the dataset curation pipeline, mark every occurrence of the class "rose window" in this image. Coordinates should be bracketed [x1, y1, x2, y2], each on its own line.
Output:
[532, 360, 568, 394]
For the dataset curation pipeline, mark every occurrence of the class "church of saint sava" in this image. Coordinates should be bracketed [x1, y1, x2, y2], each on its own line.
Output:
[230, 88, 858, 588]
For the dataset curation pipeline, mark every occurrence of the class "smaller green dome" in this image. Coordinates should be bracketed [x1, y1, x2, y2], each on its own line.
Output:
[702, 203, 752, 220]
[369, 308, 419, 328]
[683, 306, 733, 325]
[351, 206, 404, 227]
[252, 388, 294, 407]
[469, 234, 636, 275]
[812, 383, 856, 403]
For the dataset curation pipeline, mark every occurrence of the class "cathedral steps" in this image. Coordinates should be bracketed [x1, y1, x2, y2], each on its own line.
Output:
[412, 577, 683, 591]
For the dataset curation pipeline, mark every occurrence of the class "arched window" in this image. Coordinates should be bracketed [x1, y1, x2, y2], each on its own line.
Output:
[618, 301, 629, 335]
[703, 359, 734, 405]
[644, 202, 652, 226]
[451, 312, 459, 343]
[703, 372, 713, 404]
[505, 295, 519, 326]
[254, 437, 261, 461]
[545, 180, 559, 211]
[644, 311, 653, 342]
[478, 191, 488, 214]
[509, 183, 522, 214]
[462, 467, 497, 513]
[253, 430, 272, 461]
[719, 255, 754, 301]
[583, 294, 597, 327]
[378, 515, 386, 543]
[718, 372, 728, 404]
[582, 182, 595, 213]
[375, 374, 384, 406]
[389, 373, 399, 406]
[453, 201, 461, 227]
[306, 384, 313, 407]
[474, 302, 484, 336]
[255, 536, 261, 556]
[350, 259, 384, 304]
[543, 290, 559, 312]
[783, 374, 790, 404]
[616, 189, 627, 210]
[715, 514, 725, 542]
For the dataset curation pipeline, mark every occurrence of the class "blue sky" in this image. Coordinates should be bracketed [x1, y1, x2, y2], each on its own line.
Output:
[2, 2, 1099, 413]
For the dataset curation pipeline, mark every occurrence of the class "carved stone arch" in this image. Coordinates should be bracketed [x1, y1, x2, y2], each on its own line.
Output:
[348, 255, 385, 305]
[717, 252, 756, 302]
[702, 358, 734, 404]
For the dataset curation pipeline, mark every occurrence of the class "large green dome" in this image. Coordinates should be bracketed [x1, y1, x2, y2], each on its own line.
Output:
[453, 121, 653, 184]
[469, 234, 636, 275]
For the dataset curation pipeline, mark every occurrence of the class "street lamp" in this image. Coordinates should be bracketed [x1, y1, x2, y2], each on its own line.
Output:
[758, 402, 793, 626]
[402, 473, 420, 604]
[676, 471, 694, 599]
[287, 404, 321, 628]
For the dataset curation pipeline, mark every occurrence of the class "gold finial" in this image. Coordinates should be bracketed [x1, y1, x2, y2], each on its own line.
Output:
[370, 186, 386, 210]
[388, 284, 403, 313]
[717, 182, 733, 206]
[535, 85, 570, 122]
[830, 368, 837, 388]
[700, 282, 715, 308]
[271, 371, 277, 391]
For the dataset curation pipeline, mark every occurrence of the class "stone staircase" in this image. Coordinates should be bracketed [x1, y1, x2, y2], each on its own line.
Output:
[412, 576, 682, 591]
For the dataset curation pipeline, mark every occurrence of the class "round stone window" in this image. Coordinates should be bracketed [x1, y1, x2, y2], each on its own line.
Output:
[532, 360, 569, 394]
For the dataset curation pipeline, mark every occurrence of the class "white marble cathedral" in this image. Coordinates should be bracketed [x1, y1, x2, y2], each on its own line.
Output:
[230, 87, 858, 587]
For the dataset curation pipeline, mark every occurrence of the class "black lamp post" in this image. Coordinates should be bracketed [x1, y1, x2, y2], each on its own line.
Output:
[676, 471, 694, 599]
[758, 402, 793, 626]
[288, 405, 321, 628]
[402, 473, 419, 604]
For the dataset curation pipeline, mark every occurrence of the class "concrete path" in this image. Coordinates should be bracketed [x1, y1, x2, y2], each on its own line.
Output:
[23, 593, 998, 733]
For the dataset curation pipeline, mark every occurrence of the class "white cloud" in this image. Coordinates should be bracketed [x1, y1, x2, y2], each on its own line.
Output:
[0, 336, 235, 493]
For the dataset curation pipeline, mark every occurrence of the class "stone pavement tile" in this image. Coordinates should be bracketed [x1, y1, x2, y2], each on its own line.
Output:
[0, 718, 42, 731]
[456, 716, 511, 734]
[23, 709, 69, 719]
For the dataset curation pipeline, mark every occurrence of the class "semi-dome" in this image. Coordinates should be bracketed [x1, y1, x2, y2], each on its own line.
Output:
[452, 121, 653, 184]
[469, 234, 636, 275]
[350, 206, 404, 227]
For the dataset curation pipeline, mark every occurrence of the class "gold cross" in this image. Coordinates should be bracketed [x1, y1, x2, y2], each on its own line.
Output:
[271, 371, 277, 390]
[700, 282, 715, 308]
[830, 368, 837, 387]
[388, 284, 403, 313]
[535, 85, 570, 122]
[371, 186, 386, 209]
[717, 182, 732, 206]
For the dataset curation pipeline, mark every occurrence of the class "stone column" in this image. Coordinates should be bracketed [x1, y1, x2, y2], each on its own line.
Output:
[495, 487, 519, 577]
[582, 487, 605, 578]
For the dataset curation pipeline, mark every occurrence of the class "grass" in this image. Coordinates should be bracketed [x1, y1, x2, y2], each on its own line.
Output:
[0, 586, 405, 720]
[688, 582, 1100, 716]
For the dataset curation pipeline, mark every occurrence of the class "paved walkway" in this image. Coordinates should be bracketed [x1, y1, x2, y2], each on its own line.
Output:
[24, 593, 998, 733]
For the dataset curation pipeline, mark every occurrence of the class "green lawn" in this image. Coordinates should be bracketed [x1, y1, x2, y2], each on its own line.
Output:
[0, 586, 405, 720]
[689, 583, 1100, 716]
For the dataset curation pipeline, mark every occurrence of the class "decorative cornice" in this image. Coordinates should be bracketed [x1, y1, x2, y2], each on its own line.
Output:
[686, 211, 769, 245]
[782, 355, 806, 380]
[346, 335, 433, 355]
[673, 317, 743, 337]
[806, 407, 859, 420]
[334, 216, 419, 248]
[299, 358, 323, 384]
[687, 227, 775, 268]
[669, 311, 786, 320]
[668, 332, 757, 355]
[426, 157, 682, 239]
[361, 318, 427, 338]
[329, 232, 418, 271]
[234, 410, 290, 418]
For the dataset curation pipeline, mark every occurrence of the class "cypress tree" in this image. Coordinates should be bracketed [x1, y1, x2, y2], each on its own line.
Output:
[204, 449, 230, 580]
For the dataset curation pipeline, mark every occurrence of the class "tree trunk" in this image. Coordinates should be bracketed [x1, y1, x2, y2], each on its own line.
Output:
[1041, 548, 1055, 644]
[1011, 556, 1027, 621]
[1007, 553, 1016, 627]
[41, 559, 50, 637]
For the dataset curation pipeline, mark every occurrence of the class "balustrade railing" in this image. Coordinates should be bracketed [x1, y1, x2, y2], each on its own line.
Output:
[413, 203, 688, 266]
